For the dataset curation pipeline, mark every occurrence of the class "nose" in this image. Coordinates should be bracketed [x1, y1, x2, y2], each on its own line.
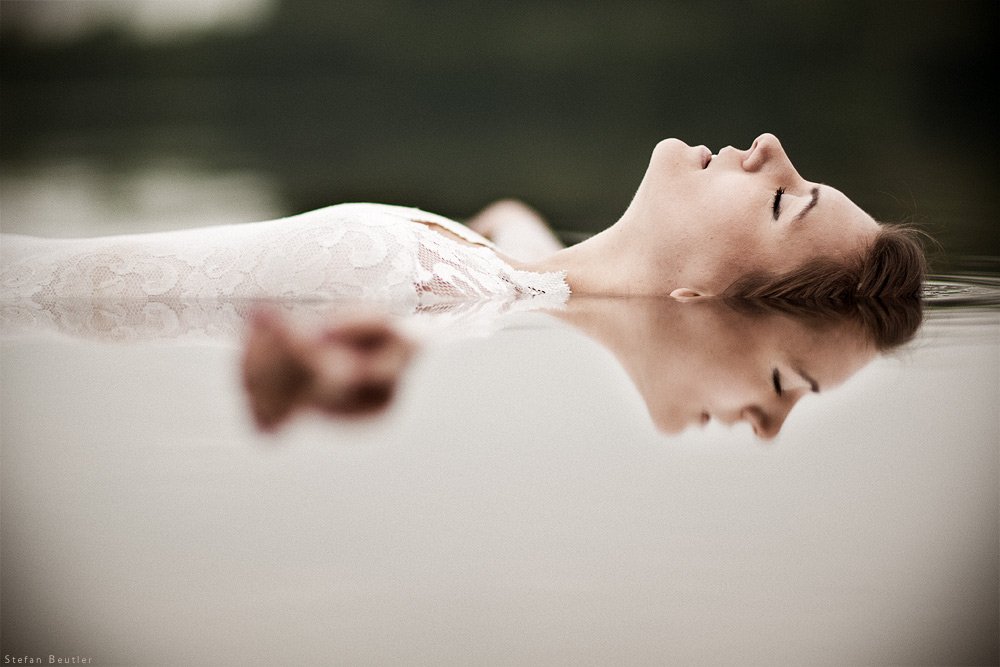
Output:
[741, 132, 795, 176]
[739, 400, 795, 440]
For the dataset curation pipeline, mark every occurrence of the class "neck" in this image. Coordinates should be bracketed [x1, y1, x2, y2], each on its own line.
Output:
[525, 210, 687, 297]
[546, 296, 705, 432]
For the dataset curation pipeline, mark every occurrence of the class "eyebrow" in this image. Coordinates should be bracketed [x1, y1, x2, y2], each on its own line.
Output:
[794, 367, 820, 393]
[793, 186, 820, 222]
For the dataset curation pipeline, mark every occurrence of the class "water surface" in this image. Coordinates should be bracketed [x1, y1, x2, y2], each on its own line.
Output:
[1, 283, 996, 664]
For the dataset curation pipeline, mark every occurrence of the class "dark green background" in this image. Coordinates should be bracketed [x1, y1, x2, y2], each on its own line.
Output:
[2, 0, 997, 270]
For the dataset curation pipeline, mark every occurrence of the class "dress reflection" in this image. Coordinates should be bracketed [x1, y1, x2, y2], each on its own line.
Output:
[242, 295, 922, 438]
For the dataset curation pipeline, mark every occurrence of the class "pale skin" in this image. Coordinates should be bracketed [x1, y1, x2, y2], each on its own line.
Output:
[243, 133, 884, 435]
[244, 294, 876, 438]
[468, 134, 882, 435]
[553, 297, 875, 438]
[521, 132, 881, 298]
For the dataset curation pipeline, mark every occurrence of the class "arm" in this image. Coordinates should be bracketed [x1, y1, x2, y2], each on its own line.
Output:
[466, 199, 565, 262]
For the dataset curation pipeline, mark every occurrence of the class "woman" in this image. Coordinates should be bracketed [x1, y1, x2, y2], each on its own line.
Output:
[554, 296, 923, 437]
[1, 133, 925, 312]
[535, 133, 926, 300]
[240, 294, 924, 436]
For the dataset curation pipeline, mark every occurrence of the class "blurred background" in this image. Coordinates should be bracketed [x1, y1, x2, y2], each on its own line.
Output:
[1, 0, 997, 271]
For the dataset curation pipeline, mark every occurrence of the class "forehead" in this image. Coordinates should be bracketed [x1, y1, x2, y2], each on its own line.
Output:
[796, 185, 878, 260]
[820, 185, 877, 231]
[784, 319, 876, 390]
[823, 185, 876, 224]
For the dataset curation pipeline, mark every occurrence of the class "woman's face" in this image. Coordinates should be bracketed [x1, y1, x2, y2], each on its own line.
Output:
[635, 303, 876, 439]
[629, 133, 880, 295]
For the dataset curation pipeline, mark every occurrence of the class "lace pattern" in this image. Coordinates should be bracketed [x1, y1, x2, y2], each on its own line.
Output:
[1, 203, 569, 343]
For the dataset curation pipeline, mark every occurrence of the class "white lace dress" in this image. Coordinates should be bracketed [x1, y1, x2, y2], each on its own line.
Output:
[0, 203, 570, 343]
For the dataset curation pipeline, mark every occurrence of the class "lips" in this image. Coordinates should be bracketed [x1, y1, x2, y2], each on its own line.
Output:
[699, 146, 713, 169]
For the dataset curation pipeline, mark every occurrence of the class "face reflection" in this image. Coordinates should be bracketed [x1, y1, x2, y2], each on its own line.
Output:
[630, 133, 880, 296]
[636, 301, 876, 438]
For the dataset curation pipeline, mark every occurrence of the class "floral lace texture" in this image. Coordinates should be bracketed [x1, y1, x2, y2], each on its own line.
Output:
[1, 203, 569, 343]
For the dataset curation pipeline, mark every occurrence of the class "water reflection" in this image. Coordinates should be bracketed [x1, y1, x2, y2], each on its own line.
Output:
[556, 297, 923, 438]
[1, 286, 995, 663]
[243, 309, 415, 428]
[7, 276, 996, 439]
[241, 296, 925, 438]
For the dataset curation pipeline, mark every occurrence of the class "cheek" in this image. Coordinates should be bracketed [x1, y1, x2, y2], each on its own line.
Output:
[689, 220, 774, 288]
[703, 373, 767, 411]
[685, 348, 763, 400]
[697, 183, 772, 252]
[774, 209, 876, 270]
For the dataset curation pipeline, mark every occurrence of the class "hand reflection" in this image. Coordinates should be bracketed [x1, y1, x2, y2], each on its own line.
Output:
[242, 297, 921, 438]
[242, 310, 415, 431]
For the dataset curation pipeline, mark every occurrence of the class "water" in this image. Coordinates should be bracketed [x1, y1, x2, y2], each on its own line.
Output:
[1, 267, 997, 664]
[3, 2, 998, 659]
[1, 165, 998, 664]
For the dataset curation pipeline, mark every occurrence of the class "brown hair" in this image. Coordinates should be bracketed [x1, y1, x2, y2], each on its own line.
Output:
[723, 224, 928, 350]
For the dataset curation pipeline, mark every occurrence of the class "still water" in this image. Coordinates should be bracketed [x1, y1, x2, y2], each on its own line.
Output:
[1, 169, 997, 665]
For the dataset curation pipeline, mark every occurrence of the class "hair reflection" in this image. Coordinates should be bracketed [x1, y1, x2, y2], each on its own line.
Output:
[242, 296, 923, 438]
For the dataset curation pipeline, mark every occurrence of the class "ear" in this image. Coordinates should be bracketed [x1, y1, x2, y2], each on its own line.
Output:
[669, 288, 704, 302]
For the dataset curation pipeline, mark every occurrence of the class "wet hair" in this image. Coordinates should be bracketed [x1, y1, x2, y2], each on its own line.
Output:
[723, 224, 928, 350]
[724, 295, 923, 352]
[724, 225, 927, 300]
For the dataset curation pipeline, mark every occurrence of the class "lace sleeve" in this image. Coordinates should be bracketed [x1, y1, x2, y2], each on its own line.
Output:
[1, 207, 419, 302]
[1, 203, 568, 344]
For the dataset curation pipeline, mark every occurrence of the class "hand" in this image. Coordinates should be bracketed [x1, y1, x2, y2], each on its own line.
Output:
[466, 199, 565, 262]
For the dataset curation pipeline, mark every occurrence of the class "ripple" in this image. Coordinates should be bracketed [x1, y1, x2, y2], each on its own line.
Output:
[924, 275, 1000, 306]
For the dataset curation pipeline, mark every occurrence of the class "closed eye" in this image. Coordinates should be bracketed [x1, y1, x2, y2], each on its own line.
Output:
[772, 368, 783, 396]
[772, 187, 785, 221]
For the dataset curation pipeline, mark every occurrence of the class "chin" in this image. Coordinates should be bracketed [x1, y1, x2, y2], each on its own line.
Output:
[652, 137, 690, 155]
